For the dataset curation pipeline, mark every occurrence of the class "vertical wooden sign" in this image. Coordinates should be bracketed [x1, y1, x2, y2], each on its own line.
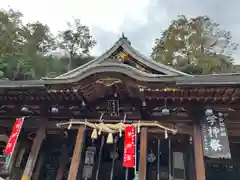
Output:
[201, 111, 231, 159]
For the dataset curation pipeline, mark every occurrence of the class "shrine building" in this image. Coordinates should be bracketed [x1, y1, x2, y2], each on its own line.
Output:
[0, 36, 240, 180]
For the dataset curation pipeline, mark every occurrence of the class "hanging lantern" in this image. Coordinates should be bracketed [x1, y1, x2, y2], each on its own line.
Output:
[205, 108, 213, 116]
[162, 107, 170, 116]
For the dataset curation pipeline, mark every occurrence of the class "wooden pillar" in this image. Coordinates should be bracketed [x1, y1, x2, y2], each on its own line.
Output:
[56, 144, 68, 180]
[193, 124, 206, 180]
[9, 142, 20, 172]
[21, 122, 46, 180]
[67, 126, 85, 180]
[139, 127, 148, 180]
[32, 153, 45, 180]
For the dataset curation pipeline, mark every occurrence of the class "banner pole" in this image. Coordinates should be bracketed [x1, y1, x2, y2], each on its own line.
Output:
[125, 167, 129, 180]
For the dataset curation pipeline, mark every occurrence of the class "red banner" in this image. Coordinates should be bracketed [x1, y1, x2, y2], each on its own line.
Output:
[4, 117, 24, 155]
[123, 125, 135, 168]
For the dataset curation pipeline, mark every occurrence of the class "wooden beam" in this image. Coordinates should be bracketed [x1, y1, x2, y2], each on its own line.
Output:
[193, 124, 206, 180]
[148, 123, 193, 135]
[67, 126, 85, 180]
[139, 127, 148, 180]
[21, 120, 46, 180]
[32, 153, 45, 180]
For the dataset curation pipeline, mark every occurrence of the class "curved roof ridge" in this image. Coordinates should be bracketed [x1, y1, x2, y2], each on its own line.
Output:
[54, 36, 192, 79]
[48, 63, 181, 84]
[121, 41, 192, 76]
[55, 39, 122, 79]
[59, 63, 176, 79]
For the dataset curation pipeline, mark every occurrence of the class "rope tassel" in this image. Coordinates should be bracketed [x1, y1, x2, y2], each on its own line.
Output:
[91, 129, 98, 139]
[165, 130, 168, 139]
[67, 121, 72, 130]
[107, 133, 113, 144]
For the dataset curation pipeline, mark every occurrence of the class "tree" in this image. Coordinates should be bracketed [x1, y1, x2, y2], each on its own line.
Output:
[0, 8, 26, 79]
[0, 8, 96, 80]
[58, 19, 96, 71]
[0, 8, 23, 56]
[21, 22, 55, 55]
[0, 8, 59, 80]
[151, 15, 238, 74]
[20, 22, 57, 79]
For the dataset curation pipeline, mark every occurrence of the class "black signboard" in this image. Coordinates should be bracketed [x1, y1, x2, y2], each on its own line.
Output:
[201, 111, 231, 159]
[108, 100, 120, 116]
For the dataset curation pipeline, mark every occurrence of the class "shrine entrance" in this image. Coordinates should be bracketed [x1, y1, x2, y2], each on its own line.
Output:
[72, 131, 192, 180]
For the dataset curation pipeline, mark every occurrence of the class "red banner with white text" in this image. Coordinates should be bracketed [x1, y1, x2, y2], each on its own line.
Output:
[4, 117, 24, 155]
[123, 125, 135, 168]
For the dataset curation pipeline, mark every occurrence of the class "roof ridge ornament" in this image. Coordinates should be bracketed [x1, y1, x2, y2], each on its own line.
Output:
[121, 32, 131, 45]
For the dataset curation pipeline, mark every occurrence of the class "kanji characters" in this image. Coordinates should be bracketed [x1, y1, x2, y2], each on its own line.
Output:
[202, 111, 231, 159]
[208, 126, 220, 138]
[123, 125, 135, 168]
[206, 115, 217, 125]
[209, 139, 222, 151]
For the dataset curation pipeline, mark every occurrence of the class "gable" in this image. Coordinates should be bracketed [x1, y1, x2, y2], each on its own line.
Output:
[103, 48, 166, 75]
[55, 36, 191, 80]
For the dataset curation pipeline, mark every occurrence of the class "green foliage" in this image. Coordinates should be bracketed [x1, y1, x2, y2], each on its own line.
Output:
[58, 19, 96, 70]
[151, 15, 238, 74]
[0, 9, 23, 57]
[21, 22, 56, 54]
[0, 8, 96, 80]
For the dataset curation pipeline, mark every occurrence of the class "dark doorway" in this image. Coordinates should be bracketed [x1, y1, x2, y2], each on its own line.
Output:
[147, 136, 189, 180]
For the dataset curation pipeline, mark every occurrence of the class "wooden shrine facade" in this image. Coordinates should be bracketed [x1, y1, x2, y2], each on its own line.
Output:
[0, 36, 240, 180]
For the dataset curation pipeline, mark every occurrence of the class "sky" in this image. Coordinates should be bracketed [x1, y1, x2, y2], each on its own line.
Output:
[2, 0, 240, 63]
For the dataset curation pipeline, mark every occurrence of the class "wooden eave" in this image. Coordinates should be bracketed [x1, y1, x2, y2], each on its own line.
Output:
[0, 67, 239, 88]
[177, 73, 240, 86]
[0, 79, 45, 88]
[0, 74, 240, 106]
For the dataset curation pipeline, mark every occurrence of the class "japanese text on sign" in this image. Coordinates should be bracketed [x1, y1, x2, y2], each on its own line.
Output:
[4, 117, 24, 155]
[123, 125, 135, 168]
[201, 111, 231, 159]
